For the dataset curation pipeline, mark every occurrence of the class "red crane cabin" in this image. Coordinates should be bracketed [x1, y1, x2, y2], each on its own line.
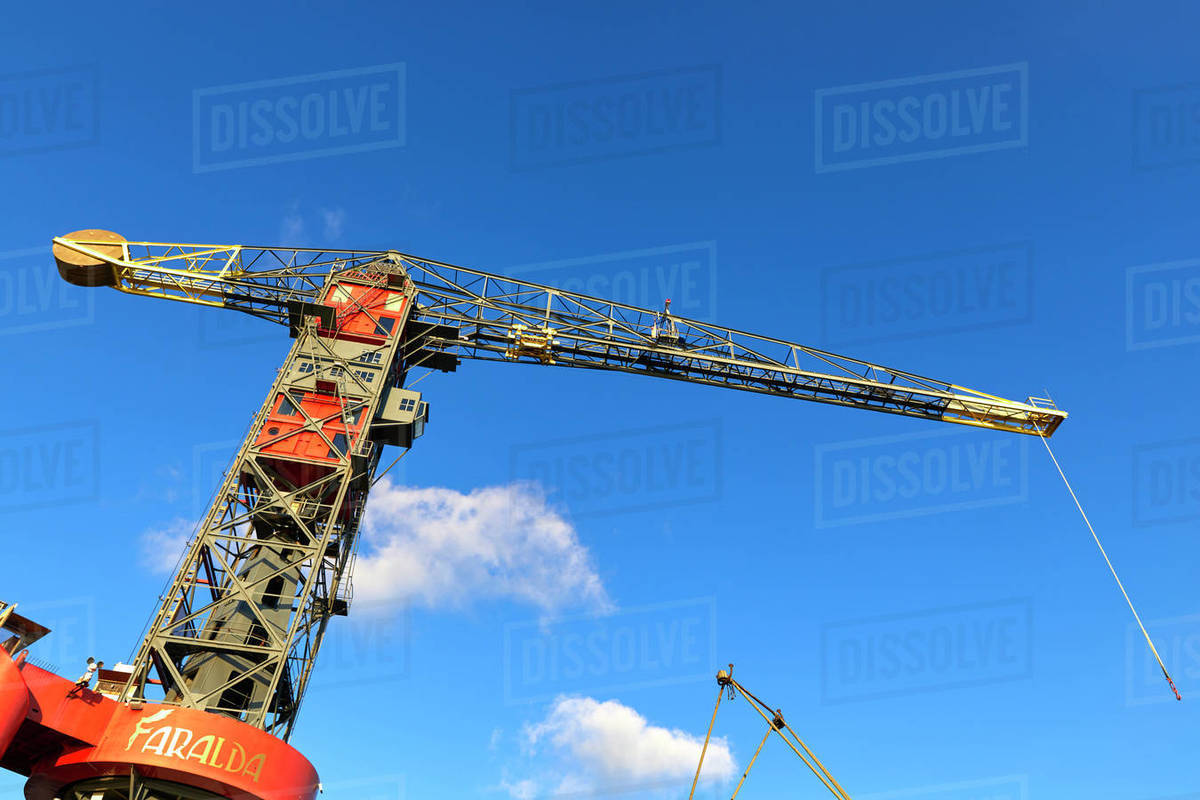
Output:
[252, 270, 409, 504]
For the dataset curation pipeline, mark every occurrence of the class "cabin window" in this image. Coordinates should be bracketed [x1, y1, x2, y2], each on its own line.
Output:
[375, 317, 396, 337]
[219, 676, 255, 714]
[263, 575, 285, 610]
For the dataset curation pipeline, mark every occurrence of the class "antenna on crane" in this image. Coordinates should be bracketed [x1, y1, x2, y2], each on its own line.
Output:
[651, 297, 681, 345]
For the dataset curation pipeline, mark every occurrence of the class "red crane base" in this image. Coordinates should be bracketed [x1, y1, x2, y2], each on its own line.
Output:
[0, 649, 318, 800]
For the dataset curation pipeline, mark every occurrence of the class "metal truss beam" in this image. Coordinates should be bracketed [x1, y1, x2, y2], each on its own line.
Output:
[52, 236, 1066, 436]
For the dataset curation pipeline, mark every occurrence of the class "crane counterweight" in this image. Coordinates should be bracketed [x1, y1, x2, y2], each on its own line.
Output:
[52, 228, 124, 287]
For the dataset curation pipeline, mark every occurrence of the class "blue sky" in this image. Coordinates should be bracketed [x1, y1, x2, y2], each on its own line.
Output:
[3, 1, 1200, 798]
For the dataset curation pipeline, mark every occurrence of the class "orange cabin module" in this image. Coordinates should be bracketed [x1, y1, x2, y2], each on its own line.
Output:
[319, 273, 409, 345]
[255, 392, 365, 461]
[247, 274, 410, 497]
[252, 391, 367, 488]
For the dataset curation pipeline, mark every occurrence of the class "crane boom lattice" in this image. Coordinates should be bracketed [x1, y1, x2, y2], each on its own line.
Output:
[53, 235, 1066, 438]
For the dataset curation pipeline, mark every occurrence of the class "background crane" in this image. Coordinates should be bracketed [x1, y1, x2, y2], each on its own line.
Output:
[0, 230, 1065, 800]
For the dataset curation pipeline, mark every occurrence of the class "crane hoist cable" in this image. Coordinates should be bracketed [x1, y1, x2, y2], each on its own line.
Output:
[1038, 432, 1182, 701]
[689, 665, 852, 800]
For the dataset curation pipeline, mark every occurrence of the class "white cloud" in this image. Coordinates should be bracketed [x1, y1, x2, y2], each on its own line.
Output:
[354, 480, 612, 615]
[499, 778, 537, 800]
[140, 518, 195, 574]
[277, 203, 345, 243]
[134, 462, 184, 504]
[505, 696, 735, 798]
[321, 207, 347, 240]
[280, 202, 305, 242]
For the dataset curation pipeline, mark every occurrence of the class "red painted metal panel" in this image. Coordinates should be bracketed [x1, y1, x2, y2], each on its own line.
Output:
[319, 280, 408, 345]
[0, 650, 31, 757]
[3, 659, 319, 799]
[28, 703, 319, 800]
[18, 663, 109, 746]
[251, 392, 368, 496]
[255, 392, 363, 464]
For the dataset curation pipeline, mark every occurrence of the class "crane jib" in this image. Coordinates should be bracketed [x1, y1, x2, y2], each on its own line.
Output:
[51, 232, 1065, 438]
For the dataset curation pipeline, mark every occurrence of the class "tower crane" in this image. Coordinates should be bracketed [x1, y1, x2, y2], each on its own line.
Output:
[0, 230, 1066, 800]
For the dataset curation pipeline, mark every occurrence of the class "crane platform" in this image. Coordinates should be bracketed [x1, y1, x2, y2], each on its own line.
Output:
[1, 606, 319, 800]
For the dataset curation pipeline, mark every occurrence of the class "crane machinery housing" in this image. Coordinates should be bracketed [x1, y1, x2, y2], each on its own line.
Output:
[0, 230, 1066, 800]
